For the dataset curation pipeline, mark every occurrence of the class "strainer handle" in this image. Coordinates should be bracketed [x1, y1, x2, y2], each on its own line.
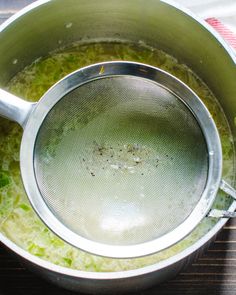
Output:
[0, 88, 35, 128]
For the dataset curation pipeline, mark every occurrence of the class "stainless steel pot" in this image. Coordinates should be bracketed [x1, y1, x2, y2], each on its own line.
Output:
[0, 0, 235, 293]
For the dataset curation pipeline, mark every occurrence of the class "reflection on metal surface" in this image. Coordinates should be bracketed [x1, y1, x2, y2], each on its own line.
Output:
[0, 0, 35, 23]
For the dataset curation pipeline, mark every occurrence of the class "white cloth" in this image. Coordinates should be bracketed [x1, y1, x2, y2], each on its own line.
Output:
[174, 0, 236, 34]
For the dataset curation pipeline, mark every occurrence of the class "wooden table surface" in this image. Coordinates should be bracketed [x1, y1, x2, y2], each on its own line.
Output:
[0, 1, 236, 294]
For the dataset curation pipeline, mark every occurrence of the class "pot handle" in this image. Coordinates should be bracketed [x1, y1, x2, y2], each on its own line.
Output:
[0, 88, 36, 128]
[208, 180, 236, 218]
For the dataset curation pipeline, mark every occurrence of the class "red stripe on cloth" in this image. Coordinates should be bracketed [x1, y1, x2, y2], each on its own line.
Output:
[206, 17, 236, 50]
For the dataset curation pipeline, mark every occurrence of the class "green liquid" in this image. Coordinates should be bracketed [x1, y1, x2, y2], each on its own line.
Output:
[0, 42, 234, 271]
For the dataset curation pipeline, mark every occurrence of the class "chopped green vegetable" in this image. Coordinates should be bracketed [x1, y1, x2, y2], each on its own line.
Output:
[63, 257, 73, 267]
[28, 243, 46, 257]
[0, 172, 10, 188]
[19, 203, 31, 211]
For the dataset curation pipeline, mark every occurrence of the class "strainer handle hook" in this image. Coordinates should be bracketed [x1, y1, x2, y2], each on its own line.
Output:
[220, 180, 236, 200]
[208, 180, 236, 218]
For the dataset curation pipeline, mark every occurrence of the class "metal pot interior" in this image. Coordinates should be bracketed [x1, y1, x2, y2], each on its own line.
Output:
[0, 0, 235, 128]
[0, 0, 235, 289]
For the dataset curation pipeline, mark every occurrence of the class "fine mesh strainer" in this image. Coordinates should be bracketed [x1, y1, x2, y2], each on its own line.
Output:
[0, 61, 235, 258]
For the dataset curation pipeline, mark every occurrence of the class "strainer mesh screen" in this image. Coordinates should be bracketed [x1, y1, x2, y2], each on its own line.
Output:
[34, 76, 208, 246]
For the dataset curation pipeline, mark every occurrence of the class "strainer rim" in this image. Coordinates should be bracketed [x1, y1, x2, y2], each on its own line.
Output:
[20, 61, 222, 258]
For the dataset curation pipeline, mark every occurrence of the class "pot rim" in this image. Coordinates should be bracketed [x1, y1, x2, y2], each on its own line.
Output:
[0, 0, 236, 280]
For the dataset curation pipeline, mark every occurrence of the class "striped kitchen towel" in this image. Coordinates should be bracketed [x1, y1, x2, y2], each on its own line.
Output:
[175, 0, 236, 50]
[206, 17, 236, 50]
